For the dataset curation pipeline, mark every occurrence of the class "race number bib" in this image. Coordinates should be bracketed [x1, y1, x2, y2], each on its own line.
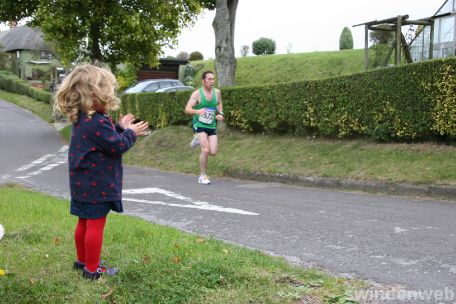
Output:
[198, 108, 216, 124]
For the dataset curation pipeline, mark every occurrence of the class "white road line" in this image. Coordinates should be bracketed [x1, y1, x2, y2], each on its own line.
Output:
[123, 187, 258, 215]
[26, 160, 67, 177]
[123, 197, 258, 215]
[14, 154, 56, 171]
[12, 145, 69, 179]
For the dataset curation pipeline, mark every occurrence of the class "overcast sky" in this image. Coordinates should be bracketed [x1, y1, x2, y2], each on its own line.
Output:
[0, 1, 443, 59]
[165, 0, 443, 59]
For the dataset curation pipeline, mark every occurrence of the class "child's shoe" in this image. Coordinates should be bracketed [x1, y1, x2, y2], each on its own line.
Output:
[73, 261, 85, 271]
[82, 265, 118, 280]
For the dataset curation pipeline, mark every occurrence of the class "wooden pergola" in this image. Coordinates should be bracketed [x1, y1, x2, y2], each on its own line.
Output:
[354, 15, 434, 70]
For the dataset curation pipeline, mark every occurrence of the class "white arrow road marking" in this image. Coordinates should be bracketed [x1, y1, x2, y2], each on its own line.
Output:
[123, 187, 258, 215]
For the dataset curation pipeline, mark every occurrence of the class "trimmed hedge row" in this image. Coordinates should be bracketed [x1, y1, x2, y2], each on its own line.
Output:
[119, 90, 192, 129]
[120, 57, 456, 141]
[0, 70, 53, 104]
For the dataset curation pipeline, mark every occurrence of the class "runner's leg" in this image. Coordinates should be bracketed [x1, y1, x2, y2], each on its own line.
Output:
[197, 131, 210, 176]
[208, 134, 218, 156]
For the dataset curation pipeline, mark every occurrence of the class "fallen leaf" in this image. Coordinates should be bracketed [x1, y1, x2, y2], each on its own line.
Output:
[52, 237, 61, 245]
[143, 255, 151, 265]
[0, 269, 5, 276]
[101, 288, 115, 299]
[171, 256, 181, 264]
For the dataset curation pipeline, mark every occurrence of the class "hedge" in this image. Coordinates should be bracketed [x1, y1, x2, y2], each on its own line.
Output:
[120, 57, 456, 141]
[0, 70, 53, 104]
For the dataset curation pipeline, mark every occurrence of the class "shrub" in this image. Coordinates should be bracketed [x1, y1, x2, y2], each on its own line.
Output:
[176, 51, 189, 60]
[189, 51, 204, 61]
[339, 27, 354, 50]
[252, 37, 276, 56]
[0, 70, 53, 104]
[115, 64, 138, 92]
[119, 57, 456, 142]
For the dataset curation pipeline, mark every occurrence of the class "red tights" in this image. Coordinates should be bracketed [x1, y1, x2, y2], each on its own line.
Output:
[74, 217, 107, 272]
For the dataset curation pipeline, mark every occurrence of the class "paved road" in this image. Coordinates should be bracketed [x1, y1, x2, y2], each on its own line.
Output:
[2, 99, 456, 303]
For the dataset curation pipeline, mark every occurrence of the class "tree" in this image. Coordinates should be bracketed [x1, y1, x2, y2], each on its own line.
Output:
[369, 30, 395, 45]
[252, 37, 276, 55]
[212, 0, 238, 87]
[189, 51, 204, 61]
[0, 1, 210, 70]
[240, 45, 249, 57]
[177, 51, 190, 60]
[0, 0, 39, 22]
[339, 27, 353, 50]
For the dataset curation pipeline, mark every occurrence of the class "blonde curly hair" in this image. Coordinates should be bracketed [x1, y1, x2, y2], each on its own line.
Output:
[54, 64, 119, 122]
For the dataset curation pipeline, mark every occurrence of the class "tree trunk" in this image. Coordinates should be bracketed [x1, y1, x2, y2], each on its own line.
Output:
[89, 22, 103, 66]
[212, 0, 238, 87]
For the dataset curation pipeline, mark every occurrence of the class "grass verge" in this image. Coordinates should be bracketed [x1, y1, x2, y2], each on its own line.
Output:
[0, 90, 54, 123]
[192, 49, 364, 86]
[0, 184, 361, 303]
[124, 126, 456, 186]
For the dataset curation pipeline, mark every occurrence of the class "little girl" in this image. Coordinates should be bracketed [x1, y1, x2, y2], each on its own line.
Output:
[55, 64, 148, 280]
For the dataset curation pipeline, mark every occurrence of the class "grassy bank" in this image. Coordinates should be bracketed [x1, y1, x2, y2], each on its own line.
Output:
[0, 184, 360, 303]
[192, 49, 365, 86]
[0, 90, 54, 123]
[123, 126, 456, 186]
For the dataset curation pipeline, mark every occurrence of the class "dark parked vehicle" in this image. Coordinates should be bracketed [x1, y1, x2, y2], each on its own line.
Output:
[123, 79, 184, 94]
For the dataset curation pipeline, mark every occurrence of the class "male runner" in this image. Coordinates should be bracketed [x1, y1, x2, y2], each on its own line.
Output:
[184, 71, 224, 184]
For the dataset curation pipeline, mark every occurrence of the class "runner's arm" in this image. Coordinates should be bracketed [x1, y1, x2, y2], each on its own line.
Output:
[216, 89, 224, 120]
[184, 90, 204, 116]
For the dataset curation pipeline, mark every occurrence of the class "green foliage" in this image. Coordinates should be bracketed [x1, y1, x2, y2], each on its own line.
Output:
[189, 51, 204, 61]
[121, 90, 192, 129]
[0, 70, 53, 103]
[426, 64, 456, 138]
[339, 27, 354, 50]
[0, 48, 10, 70]
[115, 64, 138, 92]
[0, 1, 39, 22]
[1, 1, 212, 68]
[252, 37, 276, 56]
[182, 62, 204, 86]
[369, 44, 392, 68]
[121, 57, 456, 142]
[184, 64, 197, 78]
[369, 30, 394, 45]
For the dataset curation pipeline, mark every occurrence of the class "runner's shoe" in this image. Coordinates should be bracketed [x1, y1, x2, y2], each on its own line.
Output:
[190, 136, 200, 148]
[198, 175, 211, 185]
